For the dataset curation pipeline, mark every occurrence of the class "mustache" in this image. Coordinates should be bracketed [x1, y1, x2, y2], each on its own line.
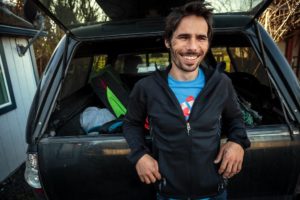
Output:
[169, 46, 205, 57]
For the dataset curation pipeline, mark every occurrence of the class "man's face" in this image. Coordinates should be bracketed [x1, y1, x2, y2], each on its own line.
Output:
[165, 15, 209, 73]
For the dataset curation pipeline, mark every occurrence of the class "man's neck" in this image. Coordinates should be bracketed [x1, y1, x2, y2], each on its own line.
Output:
[169, 66, 199, 81]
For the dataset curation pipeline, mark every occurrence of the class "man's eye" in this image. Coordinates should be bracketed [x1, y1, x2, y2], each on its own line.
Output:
[178, 35, 189, 40]
[198, 36, 208, 41]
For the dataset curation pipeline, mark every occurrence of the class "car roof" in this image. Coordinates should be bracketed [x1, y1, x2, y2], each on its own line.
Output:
[70, 15, 253, 40]
[32, 0, 272, 39]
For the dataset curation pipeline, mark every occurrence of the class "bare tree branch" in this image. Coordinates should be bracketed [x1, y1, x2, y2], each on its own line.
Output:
[259, 0, 300, 42]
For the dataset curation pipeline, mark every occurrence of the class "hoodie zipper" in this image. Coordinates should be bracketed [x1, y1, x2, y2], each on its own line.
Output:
[187, 121, 192, 198]
[187, 122, 191, 136]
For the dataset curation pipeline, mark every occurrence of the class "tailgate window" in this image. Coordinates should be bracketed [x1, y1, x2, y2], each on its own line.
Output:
[211, 45, 284, 127]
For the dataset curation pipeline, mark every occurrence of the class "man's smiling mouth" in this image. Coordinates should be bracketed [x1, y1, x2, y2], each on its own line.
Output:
[183, 55, 198, 60]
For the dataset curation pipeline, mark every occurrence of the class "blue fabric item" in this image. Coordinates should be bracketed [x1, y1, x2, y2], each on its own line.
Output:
[168, 68, 205, 120]
[80, 107, 116, 133]
[156, 190, 227, 200]
[108, 121, 123, 132]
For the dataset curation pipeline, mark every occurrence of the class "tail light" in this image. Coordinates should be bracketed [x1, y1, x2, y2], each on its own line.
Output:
[24, 153, 41, 188]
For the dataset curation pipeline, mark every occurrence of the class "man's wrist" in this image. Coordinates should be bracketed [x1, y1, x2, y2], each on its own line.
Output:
[127, 148, 150, 164]
[227, 139, 249, 150]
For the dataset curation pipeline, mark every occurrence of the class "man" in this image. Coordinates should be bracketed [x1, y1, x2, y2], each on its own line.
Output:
[123, 1, 250, 199]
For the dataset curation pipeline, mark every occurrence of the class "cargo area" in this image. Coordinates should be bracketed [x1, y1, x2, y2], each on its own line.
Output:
[44, 33, 286, 137]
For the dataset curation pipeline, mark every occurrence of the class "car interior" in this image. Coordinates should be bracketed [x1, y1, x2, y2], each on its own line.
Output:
[45, 32, 286, 137]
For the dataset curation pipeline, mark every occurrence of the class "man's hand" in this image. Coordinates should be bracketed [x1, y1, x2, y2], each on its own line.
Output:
[214, 141, 244, 179]
[136, 154, 161, 184]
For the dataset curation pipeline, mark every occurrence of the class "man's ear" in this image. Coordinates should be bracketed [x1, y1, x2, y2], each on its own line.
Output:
[164, 39, 170, 49]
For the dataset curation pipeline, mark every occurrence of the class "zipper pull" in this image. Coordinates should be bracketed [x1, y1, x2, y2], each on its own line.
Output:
[187, 122, 191, 135]
[159, 178, 167, 192]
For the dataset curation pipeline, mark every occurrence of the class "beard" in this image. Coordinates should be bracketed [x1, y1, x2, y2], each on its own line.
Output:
[169, 46, 205, 73]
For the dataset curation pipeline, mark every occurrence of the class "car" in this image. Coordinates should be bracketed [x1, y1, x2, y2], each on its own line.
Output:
[24, 0, 300, 199]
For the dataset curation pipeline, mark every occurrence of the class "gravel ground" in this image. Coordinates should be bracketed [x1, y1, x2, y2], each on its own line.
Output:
[0, 163, 35, 200]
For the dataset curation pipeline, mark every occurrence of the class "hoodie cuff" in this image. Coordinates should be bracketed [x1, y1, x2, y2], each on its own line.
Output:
[127, 147, 150, 165]
[227, 137, 251, 149]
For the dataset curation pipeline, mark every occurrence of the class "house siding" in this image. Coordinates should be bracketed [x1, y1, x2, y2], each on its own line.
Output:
[0, 37, 37, 182]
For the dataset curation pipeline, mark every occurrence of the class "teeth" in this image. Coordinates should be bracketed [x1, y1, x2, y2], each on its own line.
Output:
[184, 55, 197, 60]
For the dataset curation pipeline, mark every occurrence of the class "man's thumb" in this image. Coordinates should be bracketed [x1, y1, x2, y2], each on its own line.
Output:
[214, 148, 224, 163]
[154, 160, 161, 180]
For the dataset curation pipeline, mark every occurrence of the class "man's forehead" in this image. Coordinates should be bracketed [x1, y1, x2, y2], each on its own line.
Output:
[174, 16, 208, 32]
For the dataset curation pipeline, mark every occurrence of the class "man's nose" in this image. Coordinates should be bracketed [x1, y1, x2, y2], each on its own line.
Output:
[187, 38, 198, 51]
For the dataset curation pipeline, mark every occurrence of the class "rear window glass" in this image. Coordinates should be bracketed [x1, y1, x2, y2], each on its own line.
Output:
[114, 52, 169, 74]
[60, 57, 92, 99]
[212, 47, 268, 86]
[89, 55, 108, 79]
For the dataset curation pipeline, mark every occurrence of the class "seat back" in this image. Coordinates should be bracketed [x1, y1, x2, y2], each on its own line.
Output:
[90, 68, 129, 118]
[123, 55, 143, 73]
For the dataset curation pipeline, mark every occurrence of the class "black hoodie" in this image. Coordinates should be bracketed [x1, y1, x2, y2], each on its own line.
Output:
[123, 65, 250, 199]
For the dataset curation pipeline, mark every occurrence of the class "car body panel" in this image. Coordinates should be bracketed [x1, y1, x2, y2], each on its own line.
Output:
[244, 24, 300, 123]
[37, 125, 300, 199]
[38, 135, 155, 200]
[26, 37, 79, 144]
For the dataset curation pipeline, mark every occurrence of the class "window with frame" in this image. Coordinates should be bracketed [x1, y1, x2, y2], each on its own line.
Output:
[59, 55, 98, 100]
[114, 52, 170, 74]
[211, 46, 284, 126]
[0, 55, 16, 115]
[211, 47, 269, 86]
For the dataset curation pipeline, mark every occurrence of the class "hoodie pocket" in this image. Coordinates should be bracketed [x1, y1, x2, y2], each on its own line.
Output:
[157, 149, 189, 197]
[189, 149, 224, 197]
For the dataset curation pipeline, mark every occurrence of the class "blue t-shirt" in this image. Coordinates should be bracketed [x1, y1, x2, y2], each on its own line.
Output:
[168, 69, 205, 120]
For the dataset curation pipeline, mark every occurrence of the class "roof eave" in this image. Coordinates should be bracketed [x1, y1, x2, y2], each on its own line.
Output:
[0, 24, 47, 38]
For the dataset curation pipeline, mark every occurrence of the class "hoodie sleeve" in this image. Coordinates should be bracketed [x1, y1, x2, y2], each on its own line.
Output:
[123, 81, 150, 164]
[222, 78, 251, 149]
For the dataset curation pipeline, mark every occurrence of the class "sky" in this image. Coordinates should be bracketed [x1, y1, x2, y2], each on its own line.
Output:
[205, 0, 263, 13]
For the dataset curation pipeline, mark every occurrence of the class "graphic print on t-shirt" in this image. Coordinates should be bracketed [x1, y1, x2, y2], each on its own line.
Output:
[168, 68, 206, 120]
[181, 96, 195, 118]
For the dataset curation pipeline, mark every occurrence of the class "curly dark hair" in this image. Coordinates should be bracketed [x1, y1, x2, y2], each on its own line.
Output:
[164, 1, 213, 43]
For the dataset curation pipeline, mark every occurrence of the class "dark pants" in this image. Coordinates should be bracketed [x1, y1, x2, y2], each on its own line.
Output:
[157, 190, 227, 200]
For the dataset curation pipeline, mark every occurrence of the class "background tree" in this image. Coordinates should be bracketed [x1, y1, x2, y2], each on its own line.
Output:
[208, 0, 259, 13]
[259, 0, 300, 42]
[33, 0, 106, 76]
[33, 18, 64, 75]
[6, 0, 299, 76]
